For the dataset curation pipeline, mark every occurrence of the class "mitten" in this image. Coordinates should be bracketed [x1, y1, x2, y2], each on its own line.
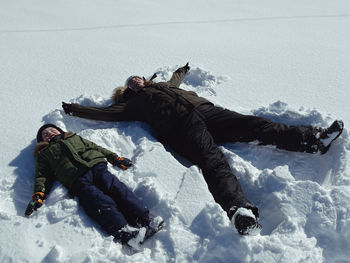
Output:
[183, 62, 190, 72]
[62, 102, 72, 115]
[108, 154, 132, 170]
[25, 192, 44, 217]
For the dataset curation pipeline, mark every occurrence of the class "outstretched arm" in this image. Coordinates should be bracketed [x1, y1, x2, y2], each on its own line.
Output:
[34, 155, 54, 195]
[62, 102, 130, 122]
[168, 62, 190, 88]
[26, 155, 54, 217]
[79, 136, 133, 170]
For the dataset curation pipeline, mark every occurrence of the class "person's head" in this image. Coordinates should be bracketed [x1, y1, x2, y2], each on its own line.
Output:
[36, 124, 64, 143]
[125, 76, 145, 92]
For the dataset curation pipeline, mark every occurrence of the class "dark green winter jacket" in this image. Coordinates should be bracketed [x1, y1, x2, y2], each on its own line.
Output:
[69, 67, 212, 137]
[33, 132, 114, 194]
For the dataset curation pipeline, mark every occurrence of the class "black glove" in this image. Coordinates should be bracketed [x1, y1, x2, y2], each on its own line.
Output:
[183, 62, 190, 72]
[62, 102, 72, 115]
[25, 192, 44, 217]
[108, 154, 133, 170]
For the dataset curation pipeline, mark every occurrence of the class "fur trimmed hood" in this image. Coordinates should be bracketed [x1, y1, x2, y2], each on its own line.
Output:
[112, 86, 128, 104]
[33, 132, 74, 157]
[112, 74, 157, 104]
[111, 80, 156, 104]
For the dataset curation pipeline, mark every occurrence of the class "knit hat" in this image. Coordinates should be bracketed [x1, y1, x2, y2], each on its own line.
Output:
[36, 124, 65, 143]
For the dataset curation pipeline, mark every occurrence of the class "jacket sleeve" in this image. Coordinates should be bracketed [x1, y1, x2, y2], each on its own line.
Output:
[34, 154, 54, 195]
[79, 136, 115, 160]
[70, 103, 130, 122]
[167, 66, 188, 88]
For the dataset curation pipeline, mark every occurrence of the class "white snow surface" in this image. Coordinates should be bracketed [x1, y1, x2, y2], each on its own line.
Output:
[1, 0, 350, 262]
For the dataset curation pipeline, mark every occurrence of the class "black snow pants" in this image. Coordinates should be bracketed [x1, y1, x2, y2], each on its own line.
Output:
[70, 163, 148, 237]
[162, 104, 319, 219]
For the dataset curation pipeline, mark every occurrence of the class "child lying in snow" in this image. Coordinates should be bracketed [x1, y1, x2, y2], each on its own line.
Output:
[25, 124, 163, 248]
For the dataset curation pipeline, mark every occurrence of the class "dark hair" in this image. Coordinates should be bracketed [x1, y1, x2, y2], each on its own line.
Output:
[36, 124, 64, 142]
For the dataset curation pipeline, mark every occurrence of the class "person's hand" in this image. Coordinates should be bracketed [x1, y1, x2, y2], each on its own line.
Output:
[183, 62, 190, 72]
[108, 154, 133, 170]
[25, 192, 44, 217]
[62, 102, 72, 115]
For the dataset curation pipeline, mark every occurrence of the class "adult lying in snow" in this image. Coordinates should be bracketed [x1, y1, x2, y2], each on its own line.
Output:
[25, 124, 164, 248]
[62, 63, 344, 235]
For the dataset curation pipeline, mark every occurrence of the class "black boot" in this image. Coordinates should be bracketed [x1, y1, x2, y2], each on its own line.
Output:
[144, 215, 164, 241]
[136, 212, 164, 243]
[229, 205, 262, 235]
[234, 214, 262, 235]
[114, 225, 146, 248]
[317, 120, 344, 154]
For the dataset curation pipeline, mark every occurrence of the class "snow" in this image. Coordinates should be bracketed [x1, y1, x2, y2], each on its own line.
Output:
[1, 0, 350, 262]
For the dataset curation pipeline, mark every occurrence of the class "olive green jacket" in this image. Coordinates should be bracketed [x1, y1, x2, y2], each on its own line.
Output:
[33, 132, 115, 194]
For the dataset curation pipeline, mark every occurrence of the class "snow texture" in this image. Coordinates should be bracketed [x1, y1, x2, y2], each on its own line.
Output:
[1, 0, 350, 262]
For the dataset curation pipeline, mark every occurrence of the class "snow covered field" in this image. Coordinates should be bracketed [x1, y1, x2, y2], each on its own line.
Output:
[1, 1, 350, 262]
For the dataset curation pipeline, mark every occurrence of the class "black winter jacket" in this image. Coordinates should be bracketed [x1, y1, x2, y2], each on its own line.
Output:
[69, 67, 212, 136]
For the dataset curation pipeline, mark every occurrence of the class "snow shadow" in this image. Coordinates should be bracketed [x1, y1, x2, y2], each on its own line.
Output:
[133, 182, 179, 260]
[9, 140, 37, 216]
[189, 204, 247, 263]
[162, 144, 193, 168]
[225, 140, 346, 185]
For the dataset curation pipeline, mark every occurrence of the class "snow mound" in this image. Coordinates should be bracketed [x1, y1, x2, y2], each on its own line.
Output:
[252, 100, 331, 127]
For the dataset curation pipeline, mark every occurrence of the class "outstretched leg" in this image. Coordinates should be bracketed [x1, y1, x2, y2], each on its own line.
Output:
[90, 163, 148, 226]
[164, 111, 258, 219]
[70, 169, 129, 237]
[197, 104, 329, 153]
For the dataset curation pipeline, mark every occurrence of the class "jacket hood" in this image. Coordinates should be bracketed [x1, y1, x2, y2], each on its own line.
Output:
[33, 132, 74, 157]
[112, 80, 157, 104]
[112, 86, 128, 104]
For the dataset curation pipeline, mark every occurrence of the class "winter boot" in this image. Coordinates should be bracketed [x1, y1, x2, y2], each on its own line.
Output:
[317, 120, 344, 154]
[230, 207, 262, 235]
[136, 212, 164, 243]
[114, 225, 146, 249]
[234, 214, 262, 235]
[143, 215, 164, 242]
[136, 213, 164, 243]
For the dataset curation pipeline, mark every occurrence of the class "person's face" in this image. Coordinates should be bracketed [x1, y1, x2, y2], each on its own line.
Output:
[128, 77, 145, 92]
[42, 127, 61, 142]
